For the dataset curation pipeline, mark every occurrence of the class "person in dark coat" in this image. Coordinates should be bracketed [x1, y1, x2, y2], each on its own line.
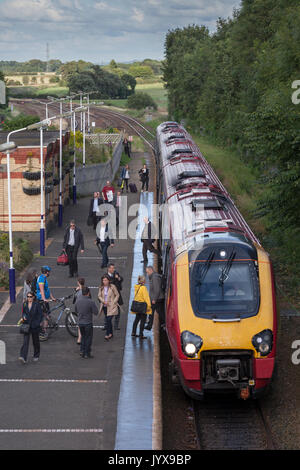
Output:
[75, 287, 98, 358]
[63, 220, 85, 278]
[106, 263, 123, 329]
[123, 137, 131, 158]
[145, 266, 165, 330]
[139, 164, 149, 192]
[141, 216, 160, 264]
[95, 219, 115, 268]
[89, 192, 103, 230]
[19, 292, 44, 363]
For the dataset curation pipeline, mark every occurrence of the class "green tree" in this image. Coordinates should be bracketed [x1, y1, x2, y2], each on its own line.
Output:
[127, 92, 157, 110]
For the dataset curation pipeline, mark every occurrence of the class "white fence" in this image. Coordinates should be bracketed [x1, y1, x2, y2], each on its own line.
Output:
[86, 133, 122, 146]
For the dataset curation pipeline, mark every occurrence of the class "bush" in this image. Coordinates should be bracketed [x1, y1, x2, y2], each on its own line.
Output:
[2, 113, 40, 131]
[0, 233, 33, 289]
[127, 92, 157, 110]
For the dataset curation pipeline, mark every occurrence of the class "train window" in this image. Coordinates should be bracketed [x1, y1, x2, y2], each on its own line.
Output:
[190, 261, 260, 319]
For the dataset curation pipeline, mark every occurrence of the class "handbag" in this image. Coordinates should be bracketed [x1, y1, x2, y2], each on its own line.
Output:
[20, 323, 30, 334]
[131, 285, 147, 314]
[57, 250, 69, 266]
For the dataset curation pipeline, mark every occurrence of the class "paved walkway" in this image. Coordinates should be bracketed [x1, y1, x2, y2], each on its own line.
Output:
[0, 150, 158, 450]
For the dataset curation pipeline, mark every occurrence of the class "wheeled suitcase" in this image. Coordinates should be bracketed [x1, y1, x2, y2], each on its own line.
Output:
[129, 183, 137, 193]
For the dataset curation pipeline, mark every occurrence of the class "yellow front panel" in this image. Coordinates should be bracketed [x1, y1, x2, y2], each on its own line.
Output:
[176, 247, 275, 359]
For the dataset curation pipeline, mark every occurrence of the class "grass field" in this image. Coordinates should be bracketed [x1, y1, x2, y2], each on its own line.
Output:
[102, 82, 168, 111]
[136, 82, 167, 110]
[36, 86, 68, 97]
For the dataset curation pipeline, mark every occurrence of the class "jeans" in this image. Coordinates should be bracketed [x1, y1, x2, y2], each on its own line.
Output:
[66, 245, 78, 276]
[132, 313, 147, 336]
[79, 323, 93, 357]
[103, 307, 113, 336]
[20, 328, 40, 361]
[99, 242, 109, 268]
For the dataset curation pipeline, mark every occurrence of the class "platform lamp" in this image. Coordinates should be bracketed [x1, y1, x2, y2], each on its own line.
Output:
[57, 107, 74, 227]
[0, 140, 19, 303]
[71, 106, 87, 204]
[34, 99, 53, 120]
[27, 118, 52, 257]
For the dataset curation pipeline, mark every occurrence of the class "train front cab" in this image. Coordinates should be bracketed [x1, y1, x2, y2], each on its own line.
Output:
[166, 235, 277, 400]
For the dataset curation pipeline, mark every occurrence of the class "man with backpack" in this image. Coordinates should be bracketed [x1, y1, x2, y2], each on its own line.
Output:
[145, 266, 165, 330]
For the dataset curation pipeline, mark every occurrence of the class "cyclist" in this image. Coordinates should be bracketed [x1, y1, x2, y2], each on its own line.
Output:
[36, 266, 56, 337]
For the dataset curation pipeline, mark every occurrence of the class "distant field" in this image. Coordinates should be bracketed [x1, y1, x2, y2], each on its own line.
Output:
[136, 82, 167, 110]
[36, 87, 68, 97]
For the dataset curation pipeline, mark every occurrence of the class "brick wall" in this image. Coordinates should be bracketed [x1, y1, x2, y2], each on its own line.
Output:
[0, 135, 70, 234]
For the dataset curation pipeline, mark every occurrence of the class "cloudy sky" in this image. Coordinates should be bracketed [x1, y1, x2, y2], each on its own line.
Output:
[0, 0, 241, 63]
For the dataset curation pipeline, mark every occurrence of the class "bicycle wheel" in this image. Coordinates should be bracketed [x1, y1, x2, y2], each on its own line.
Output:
[65, 310, 79, 337]
[39, 317, 56, 341]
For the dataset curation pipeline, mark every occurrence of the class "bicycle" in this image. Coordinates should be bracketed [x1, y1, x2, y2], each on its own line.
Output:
[39, 294, 79, 341]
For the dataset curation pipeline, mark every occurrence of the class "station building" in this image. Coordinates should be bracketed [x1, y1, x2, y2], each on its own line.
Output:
[0, 130, 71, 233]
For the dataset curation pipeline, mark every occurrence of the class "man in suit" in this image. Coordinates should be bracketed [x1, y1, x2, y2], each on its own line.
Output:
[95, 218, 115, 268]
[63, 220, 85, 278]
[141, 216, 160, 264]
[89, 191, 103, 230]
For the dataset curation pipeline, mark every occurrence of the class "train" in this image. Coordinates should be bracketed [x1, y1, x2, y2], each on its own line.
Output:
[155, 121, 277, 400]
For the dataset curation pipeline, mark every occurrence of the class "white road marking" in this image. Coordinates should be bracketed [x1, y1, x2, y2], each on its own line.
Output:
[0, 379, 107, 384]
[0, 429, 103, 433]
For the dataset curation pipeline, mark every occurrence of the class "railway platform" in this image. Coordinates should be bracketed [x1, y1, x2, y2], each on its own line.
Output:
[0, 150, 161, 450]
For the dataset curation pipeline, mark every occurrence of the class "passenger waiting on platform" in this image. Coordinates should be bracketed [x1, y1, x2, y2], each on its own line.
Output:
[75, 287, 98, 359]
[63, 220, 85, 278]
[19, 292, 43, 364]
[113, 190, 122, 226]
[139, 164, 149, 192]
[23, 269, 38, 302]
[145, 266, 165, 330]
[102, 180, 115, 203]
[73, 277, 90, 345]
[106, 263, 123, 330]
[88, 191, 102, 230]
[98, 275, 119, 341]
[141, 216, 160, 264]
[120, 164, 130, 193]
[95, 219, 115, 268]
[131, 275, 152, 339]
[123, 137, 131, 158]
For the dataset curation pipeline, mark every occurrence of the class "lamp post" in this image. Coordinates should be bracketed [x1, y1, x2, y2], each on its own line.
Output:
[27, 119, 52, 256]
[34, 100, 53, 120]
[70, 106, 87, 204]
[0, 140, 19, 303]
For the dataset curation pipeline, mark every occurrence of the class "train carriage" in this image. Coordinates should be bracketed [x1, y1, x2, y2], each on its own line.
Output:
[156, 122, 277, 400]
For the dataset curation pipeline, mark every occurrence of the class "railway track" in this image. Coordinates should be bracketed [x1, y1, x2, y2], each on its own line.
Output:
[12, 99, 156, 151]
[193, 397, 276, 450]
[89, 107, 156, 151]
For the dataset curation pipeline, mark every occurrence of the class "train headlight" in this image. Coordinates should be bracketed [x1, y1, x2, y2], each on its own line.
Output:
[181, 331, 203, 358]
[252, 329, 273, 356]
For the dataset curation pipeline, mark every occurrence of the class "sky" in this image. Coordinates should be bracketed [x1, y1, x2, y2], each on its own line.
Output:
[0, 0, 241, 63]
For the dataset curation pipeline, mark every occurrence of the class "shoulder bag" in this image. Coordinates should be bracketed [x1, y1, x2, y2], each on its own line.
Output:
[131, 285, 147, 314]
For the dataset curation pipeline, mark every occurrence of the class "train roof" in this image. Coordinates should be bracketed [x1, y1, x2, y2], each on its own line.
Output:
[156, 122, 260, 257]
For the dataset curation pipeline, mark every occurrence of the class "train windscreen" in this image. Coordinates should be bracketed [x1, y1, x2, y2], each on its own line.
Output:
[191, 261, 260, 319]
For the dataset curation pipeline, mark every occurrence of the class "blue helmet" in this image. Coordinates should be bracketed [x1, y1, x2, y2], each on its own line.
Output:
[41, 266, 51, 274]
